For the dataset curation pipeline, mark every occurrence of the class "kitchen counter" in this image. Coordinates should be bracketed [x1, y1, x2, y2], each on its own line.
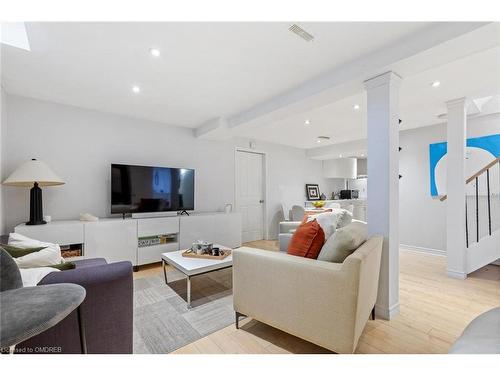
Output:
[304, 199, 367, 221]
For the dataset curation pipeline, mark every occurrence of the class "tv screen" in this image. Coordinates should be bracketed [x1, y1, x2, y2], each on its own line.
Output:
[111, 164, 195, 214]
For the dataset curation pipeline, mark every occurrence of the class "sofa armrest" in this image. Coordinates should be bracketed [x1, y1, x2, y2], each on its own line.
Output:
[233, 247, 359, 352]
[18, 261, 133, 353]
[39, 260, 132, 287]
[279, 221, 301, 234]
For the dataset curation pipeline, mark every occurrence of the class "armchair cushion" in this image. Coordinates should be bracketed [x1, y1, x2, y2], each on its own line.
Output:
[317, 221, 367, 263]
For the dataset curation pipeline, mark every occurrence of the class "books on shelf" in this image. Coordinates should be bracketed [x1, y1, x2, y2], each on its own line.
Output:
[138, 234, 176, 248]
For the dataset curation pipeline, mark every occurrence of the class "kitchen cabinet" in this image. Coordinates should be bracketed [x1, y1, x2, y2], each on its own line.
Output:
[323, 158, 357, 179]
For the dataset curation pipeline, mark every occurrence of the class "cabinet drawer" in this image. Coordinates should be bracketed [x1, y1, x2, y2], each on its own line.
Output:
[138, 217, 179, 237]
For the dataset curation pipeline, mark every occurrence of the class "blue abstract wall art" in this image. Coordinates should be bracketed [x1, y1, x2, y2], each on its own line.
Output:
[429, 133, 500, 197]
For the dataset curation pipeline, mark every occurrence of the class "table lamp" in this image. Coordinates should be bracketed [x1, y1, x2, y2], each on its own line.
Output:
[3, 159, 65, 225]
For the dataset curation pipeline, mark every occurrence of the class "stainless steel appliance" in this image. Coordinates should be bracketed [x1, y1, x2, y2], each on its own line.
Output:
[340, 190, 359, 199]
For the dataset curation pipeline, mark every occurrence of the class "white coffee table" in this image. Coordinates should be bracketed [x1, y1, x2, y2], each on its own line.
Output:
[161, 245, 233, 308]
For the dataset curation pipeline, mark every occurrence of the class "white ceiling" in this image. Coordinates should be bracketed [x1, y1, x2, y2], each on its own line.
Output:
[2, 22, 437, 127]
[1, 22, 499, 151]
[239, 46, 500, 148]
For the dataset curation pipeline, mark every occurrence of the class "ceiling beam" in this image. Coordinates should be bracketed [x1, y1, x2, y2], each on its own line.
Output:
[226, 22, 489, 134]
[194, 117, 231, 140]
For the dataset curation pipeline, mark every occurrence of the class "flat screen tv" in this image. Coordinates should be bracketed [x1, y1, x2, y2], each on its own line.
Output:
[111, 164, 195, 214]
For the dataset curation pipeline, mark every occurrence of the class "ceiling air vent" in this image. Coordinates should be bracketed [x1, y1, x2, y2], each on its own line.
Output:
[316, 136, 330, 144]
[289, 24, 314, 42]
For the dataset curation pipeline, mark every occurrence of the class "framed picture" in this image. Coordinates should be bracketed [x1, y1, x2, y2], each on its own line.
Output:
[306, 184, 320, 200]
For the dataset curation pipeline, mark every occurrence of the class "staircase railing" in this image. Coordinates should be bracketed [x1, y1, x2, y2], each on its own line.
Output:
[440, 157, 499, 248]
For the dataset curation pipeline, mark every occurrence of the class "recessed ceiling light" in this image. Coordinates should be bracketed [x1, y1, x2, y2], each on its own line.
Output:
[132, 85, 141, 94]
[353, 104, 360, 110]
[149, 48, 160, 57]
[316, 139, 321, 143]
[431, 81, 441, 88]
[304, 119, 311, 126]
[339, 154, 343, 158]
[361, 153, 365, 157]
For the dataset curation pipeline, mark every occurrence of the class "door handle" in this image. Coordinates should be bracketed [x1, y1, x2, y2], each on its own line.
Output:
[259, 200, 264, 203]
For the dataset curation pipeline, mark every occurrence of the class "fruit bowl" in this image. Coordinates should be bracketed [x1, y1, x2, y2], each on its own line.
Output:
[312, 201, 325, 208]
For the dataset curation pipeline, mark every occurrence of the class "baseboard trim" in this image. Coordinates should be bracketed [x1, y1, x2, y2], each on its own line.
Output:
[375, 302, 400, 321]
[447, 269, 467, 279]
[400, 244, 446, 257]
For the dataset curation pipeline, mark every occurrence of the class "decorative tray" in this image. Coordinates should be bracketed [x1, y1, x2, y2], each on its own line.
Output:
[182, 249, 232, 260]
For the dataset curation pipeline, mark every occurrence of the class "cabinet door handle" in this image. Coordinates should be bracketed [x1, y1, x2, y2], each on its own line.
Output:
[259, 200, 264, 203]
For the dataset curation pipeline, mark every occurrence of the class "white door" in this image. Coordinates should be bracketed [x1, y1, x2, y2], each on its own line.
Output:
[236, 150, 265, 243]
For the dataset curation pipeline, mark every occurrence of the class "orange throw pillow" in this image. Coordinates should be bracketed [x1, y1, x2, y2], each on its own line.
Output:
[287, 219, 325, 259]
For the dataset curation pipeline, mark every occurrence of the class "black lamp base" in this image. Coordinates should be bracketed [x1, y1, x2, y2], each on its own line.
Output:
[26, 182, 47, 225]
[26, 220, 47, 226]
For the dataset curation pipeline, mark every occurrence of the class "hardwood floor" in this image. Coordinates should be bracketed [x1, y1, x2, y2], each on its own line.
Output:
[137, 241, 500, 354]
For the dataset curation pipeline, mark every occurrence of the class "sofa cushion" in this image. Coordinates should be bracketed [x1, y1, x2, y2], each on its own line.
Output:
[19, 267, 60, 287]
[287, 220, 325, 259]
[1, 244, 76, 270]
[1, 244, 48, 258]
[8, 233, 65, 268]
[317, 221, 367, 263]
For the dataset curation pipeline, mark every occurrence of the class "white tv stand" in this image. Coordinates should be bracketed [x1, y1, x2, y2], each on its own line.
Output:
[131, 211, 179, 219]
[14, 212, 242, 270]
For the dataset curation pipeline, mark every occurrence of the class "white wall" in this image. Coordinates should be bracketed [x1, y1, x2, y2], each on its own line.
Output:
[1, 94, 330, 239]
[0, 87, 5, 234]
[399, 113, 500, 252]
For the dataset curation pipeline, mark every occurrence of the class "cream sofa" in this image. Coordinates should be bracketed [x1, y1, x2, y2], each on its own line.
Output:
[233, 236, 383, 354]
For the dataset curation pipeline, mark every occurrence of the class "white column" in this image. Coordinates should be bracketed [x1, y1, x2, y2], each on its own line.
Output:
[364, 71, 401, 320]
[446, 98, 467, 279]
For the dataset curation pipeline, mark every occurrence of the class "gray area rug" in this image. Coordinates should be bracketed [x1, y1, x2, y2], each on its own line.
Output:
[133, 267, 234, 354]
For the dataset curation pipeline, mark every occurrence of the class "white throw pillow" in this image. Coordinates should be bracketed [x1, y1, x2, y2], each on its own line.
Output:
[317, 221, 367, 263]
[306, 211, 340, 240]
[329, 208, 353, 228]
[19, 267, 59, 287]
[8, 233, 65, 268]
[306, 209, 353, 241]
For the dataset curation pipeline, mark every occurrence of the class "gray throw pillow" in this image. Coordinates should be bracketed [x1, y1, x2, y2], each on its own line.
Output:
[0, 248, 23, 291]
[317, 221, 367, 263]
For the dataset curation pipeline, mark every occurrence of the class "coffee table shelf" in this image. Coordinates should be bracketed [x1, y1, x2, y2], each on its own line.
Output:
[161, 244, 233, 308]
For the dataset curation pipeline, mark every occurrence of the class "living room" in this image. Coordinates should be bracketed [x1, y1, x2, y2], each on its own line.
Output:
[1, 1, 499, 373]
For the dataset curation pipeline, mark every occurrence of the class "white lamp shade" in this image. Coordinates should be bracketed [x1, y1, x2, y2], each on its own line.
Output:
[3, 159, 65, 187]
